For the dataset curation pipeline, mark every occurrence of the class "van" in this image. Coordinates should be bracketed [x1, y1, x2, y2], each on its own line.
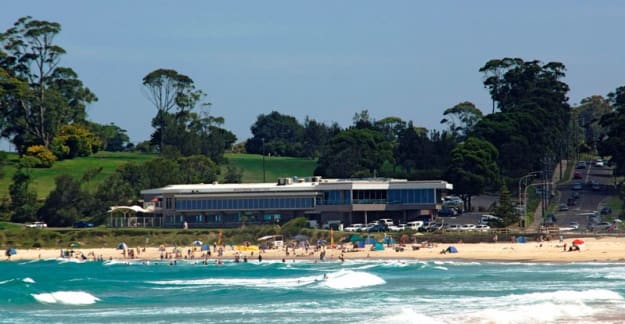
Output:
[405, 221, 424, 231]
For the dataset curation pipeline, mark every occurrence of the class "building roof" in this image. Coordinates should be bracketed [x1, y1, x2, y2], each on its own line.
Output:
[141, 178, 452, 196]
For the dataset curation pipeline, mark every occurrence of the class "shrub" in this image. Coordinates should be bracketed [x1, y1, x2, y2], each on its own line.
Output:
[24, 145, 57, 168]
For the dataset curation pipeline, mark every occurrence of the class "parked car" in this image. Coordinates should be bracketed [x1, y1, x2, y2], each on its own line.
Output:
[405, 221, 424, 231]
[594, 159, 604, 167]
[344, 223, 364, 232]
[572, 182, 583, 190]
[589, 222, 613, 231]
[388, 224, 405, 231]
[25, 221, 47, 228]
[73, 221, 94, 228]
[445, 224, 462, 231]
[426, 223, 444, 232]
[591, 181, 601, 191]
[378, 218, 394, 226]
[437, 208, 458, 217]
[460, 224, 476, 231]
[367, 224, 388, 232]
[573, 171, 583, 179]
[558, 203, 569, 211]
[568, 222, 580, 229]
[475, 224, 491, 231]
[600, 207, 613, 215]
[576, 161, 587, 169]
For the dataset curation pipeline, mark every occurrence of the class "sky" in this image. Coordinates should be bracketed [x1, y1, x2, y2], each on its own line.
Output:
[2, 1, 625, 150]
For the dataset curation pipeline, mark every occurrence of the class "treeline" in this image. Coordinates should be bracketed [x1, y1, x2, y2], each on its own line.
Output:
[2, 16, 625, 227]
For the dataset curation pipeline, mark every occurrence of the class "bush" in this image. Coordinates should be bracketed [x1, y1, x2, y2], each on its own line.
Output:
[24, 145, 57, 168]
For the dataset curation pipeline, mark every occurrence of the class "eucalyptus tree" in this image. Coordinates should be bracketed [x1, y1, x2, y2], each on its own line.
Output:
[142, 68, 203, 154]
[0, 16, 97, 152]
[440, 101, 483, 141]
[598, 86, 625, 176]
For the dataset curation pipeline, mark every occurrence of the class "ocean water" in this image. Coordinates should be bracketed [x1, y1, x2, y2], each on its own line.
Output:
[1, 258, 625, 323]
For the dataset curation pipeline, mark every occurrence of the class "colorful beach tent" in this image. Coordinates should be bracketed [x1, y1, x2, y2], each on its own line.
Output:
[364, 237, 377, 245]
[201, 244, 209, 251]
[192, 240, 203, 246]
[374, 243, 384, 251]
[6, 248, 16, 255]
[572, 239, 584, 246]
[516, 236, 526, 243]
[447, 246, 458, 253]
[349, 234, 364, 242]
[116, 242, 128, 250]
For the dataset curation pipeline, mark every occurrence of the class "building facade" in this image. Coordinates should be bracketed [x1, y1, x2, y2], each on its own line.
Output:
[137, 177, 453, 228]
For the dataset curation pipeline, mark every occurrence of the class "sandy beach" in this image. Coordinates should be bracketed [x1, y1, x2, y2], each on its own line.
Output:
[6, 236, 625, 263]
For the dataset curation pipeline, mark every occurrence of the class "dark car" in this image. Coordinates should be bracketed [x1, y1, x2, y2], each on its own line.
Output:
[573, 171, 583, 179]
[367, 224, 388, 232]
[600, 207, 613, 215]
[73, 221, 94, 228]
[437, 208, 457, 217]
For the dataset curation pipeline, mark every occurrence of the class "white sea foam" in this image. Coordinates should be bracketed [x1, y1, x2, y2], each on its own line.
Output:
[320, 270, 385, 289]
[0, 279, 15, 285]
[22, 277, 35, 283]
[32, 291, 100, 305]
[370, 307, 442, 324]
[149, 274, 321, 288]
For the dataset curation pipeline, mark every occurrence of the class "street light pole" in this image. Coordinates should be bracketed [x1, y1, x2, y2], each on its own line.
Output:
[261, 138, 266, 183]
[518, 171, 542, 227]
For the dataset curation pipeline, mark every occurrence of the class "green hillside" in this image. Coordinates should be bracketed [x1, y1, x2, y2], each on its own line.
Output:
[0, 151, 317, 199]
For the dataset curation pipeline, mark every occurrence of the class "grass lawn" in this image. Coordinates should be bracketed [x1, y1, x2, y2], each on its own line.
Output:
[0, 151, 317, 199]
[0, 151, 157, 199]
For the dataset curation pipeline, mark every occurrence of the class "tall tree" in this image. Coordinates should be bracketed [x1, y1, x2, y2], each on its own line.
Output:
[142, 68, 201, 154]
[445, 137, 499, 211]
[9, 167, 38, 223]
[315, 128, 393, 178]
[37, 174, 85, 226]
[598, 86, 625, 176]
[440, 101, 483, 141]
[246, 111, 304, 157]
[0, 16, 97, 152]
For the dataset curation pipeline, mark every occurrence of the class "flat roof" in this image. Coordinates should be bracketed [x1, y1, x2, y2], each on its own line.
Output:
[141, 178, 453, 195]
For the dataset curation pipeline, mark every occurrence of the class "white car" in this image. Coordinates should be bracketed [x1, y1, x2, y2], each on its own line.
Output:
[405, 221, 424, 231]
[344, 223, 364, 232]
[378, 218, 394, 226]
[388, 225, 405, 231]
[460, 224, 476, 231]
[445, 224, 462, 231]
[475, 224, 491, 231]
[26, 221, 47, 228]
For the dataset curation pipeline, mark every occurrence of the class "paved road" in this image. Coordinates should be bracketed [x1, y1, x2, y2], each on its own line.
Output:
[553, 161, 615, 230]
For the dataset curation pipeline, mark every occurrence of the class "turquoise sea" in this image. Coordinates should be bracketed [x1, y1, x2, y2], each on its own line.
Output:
[1, 258, 625, 323]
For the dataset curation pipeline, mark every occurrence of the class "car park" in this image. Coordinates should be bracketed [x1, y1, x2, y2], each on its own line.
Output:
[73, 221, 94, 228]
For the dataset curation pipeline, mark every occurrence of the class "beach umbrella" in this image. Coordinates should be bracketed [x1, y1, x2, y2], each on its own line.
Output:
[317, 239, 327, 245]
[192, 240, 203, 246]
[116, 242, 128, 250]
[6, 248, 16, 255]
[572, 239, 584, 246]
[201, 244, 209, 251]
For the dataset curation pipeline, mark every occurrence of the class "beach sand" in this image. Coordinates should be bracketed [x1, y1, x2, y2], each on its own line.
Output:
[5, 236, 625, 263]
